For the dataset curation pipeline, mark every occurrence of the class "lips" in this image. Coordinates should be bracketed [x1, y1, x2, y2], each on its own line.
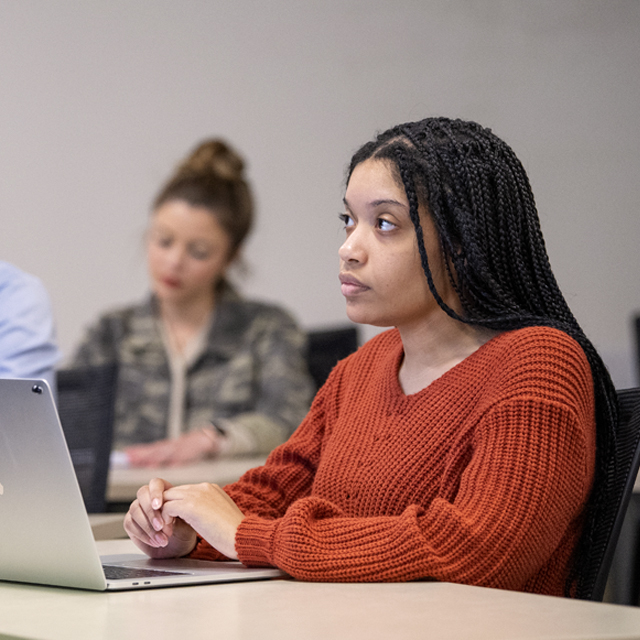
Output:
[339, 273, 369, 297]
[161, 277, 181, 289]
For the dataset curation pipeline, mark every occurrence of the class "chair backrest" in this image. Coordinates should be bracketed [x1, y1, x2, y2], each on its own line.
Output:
[586, 387, 640, 600]
[56, 363, 118, 513]
[306, 326, 359, 391]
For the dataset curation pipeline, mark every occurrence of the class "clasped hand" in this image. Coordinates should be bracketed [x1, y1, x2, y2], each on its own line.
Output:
[123, 478, 244, 561]
[123, 428, 222, 467]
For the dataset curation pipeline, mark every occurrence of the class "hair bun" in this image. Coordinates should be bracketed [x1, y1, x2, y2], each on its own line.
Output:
[177, 138, 245, 182]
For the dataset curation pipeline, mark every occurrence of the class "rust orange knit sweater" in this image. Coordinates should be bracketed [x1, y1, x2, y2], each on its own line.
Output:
[190, 326, 596, 595]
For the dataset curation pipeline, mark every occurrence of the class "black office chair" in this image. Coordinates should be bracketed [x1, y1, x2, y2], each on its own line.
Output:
[584, 387, 640, 601]
[306, 326, 359, 391]
[56, 363, 118, 513]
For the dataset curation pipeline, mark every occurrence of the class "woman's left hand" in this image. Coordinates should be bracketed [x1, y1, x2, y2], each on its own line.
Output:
[124, 428, 222, 467]
[161, 482, 245, 560]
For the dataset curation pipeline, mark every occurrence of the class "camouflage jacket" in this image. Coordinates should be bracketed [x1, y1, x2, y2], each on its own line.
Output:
[69, 288, 314, 455]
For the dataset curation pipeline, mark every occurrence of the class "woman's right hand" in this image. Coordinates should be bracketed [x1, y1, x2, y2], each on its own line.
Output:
[123, 477, 198, 559]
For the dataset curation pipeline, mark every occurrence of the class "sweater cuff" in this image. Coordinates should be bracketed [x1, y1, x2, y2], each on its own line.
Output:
[214, 418, 258, 457]
[235, 515, 279, 567]
[188, 535, 228, 562]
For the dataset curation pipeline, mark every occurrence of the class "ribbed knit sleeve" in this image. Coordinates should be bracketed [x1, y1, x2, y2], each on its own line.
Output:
[189, 383, 329, 561]
[191, 327, 596, 596]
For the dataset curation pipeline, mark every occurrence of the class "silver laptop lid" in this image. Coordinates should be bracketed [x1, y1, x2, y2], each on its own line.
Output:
[0, 379, 107, 590]
[0, 378, 284, 591]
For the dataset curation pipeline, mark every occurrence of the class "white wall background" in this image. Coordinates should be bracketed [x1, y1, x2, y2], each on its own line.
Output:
[0, 0, 638, 387]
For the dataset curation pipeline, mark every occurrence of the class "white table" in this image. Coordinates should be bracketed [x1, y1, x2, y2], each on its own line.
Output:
[1, 539, 640, 640]
[106, 455, 267, 504]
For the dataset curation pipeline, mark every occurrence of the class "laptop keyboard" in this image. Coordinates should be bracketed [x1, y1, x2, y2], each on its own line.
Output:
[102, 564, 188, 580]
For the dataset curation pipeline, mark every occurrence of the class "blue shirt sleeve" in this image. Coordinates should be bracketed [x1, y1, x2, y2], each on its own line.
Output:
[0, 261, 60, 390]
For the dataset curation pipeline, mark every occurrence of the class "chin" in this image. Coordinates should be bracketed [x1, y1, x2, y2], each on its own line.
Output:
[345, 306, 388, 328]
[156, 289, 188, 304]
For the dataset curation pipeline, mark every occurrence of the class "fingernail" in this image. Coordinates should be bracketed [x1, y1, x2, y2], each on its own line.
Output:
[154, 534, 166, 546]
[152, 498, 161, 509]
[153, 517, 163, 531]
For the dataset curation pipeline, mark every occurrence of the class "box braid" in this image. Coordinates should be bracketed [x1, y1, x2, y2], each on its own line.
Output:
[347, 117, 618, 599]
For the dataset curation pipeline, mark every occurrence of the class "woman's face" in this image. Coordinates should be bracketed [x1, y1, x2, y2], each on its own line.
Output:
[147, 199, 233, 308]
[339, 159, 449, 330]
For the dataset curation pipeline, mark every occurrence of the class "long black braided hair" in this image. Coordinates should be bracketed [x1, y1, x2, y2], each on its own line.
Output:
[347, 117, 618, 598]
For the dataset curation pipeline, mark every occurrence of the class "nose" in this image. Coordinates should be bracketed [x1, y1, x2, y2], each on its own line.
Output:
[338, 227, 366, 265]
[164, 244, 187, 271]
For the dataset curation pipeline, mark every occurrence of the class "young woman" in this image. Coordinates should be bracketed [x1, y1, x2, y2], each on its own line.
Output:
[69, 139, 314, 467]
[123, 118, 617, 597]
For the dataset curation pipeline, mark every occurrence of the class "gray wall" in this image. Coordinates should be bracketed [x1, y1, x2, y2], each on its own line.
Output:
[1, 1, 638, 387]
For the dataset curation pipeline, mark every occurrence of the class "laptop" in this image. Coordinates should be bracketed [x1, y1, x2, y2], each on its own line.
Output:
[0, 378, 284, 590]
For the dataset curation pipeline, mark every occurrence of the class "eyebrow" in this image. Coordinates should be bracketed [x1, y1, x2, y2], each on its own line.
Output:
[342, 197, 407, 209]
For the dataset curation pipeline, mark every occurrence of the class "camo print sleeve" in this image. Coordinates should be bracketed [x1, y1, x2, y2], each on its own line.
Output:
[67, 294, 315, 456]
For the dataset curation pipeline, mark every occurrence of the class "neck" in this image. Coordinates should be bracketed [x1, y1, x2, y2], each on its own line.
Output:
[397, 308, 498, 395]
[158, 293, 215, 330]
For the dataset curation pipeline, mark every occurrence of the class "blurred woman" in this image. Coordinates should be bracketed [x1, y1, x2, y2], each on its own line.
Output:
[70, 139, 314, 467]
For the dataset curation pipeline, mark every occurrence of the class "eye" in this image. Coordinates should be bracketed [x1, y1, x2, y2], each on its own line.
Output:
[377, 218, 396, 232]
[155, 235, 173, 248]
[188, 245, 212, 261]
[339, 213, 354, 229]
